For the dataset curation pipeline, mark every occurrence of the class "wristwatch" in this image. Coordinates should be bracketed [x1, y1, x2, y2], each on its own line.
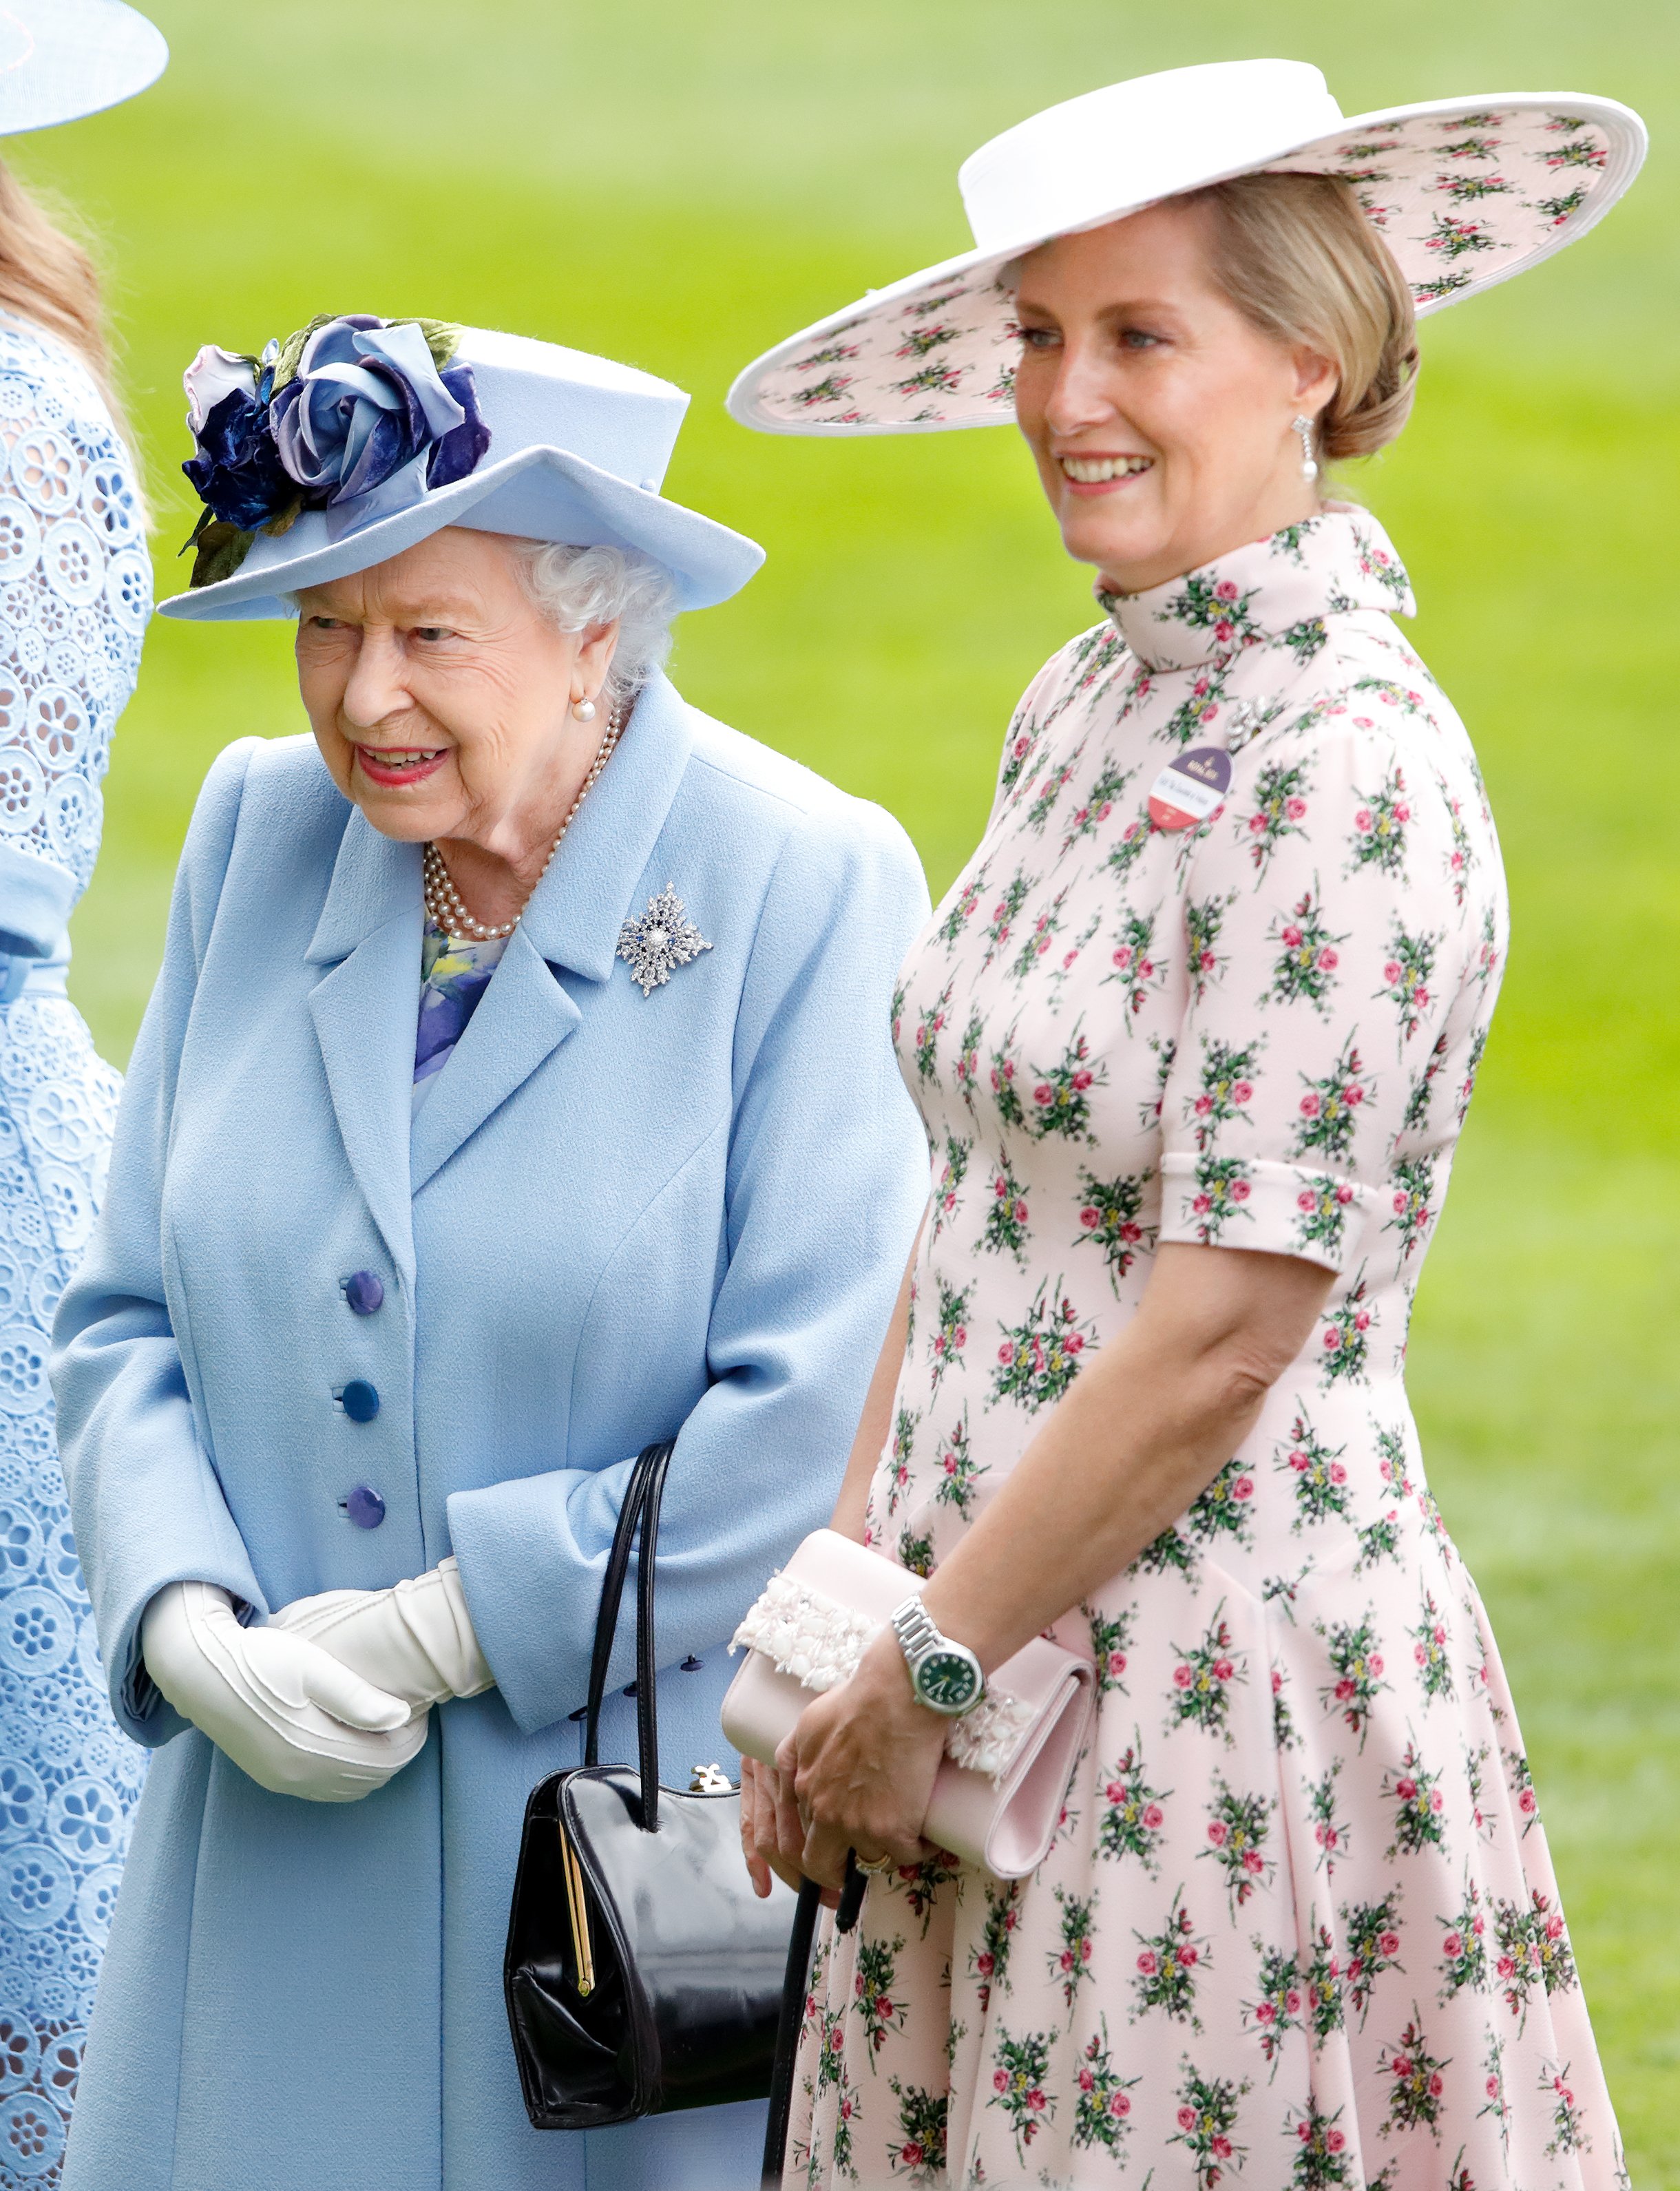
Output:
[890, 1597, 986, 1717]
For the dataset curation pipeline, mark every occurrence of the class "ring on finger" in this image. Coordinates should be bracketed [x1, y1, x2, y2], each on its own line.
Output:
[854, 1850, 896, 1877]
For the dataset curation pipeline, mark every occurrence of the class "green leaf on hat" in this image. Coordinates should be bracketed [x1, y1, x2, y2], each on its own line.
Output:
[184, 515, 257, 589]
[408, 317, 465, 370]
[269, 313, 339, 395]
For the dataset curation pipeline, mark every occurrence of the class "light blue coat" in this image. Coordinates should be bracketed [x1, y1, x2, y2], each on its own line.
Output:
[50, 675, 930, 2191]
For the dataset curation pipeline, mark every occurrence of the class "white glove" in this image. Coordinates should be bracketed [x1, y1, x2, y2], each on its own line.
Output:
[268, 1556, 494, 1717]
[140, 1581, 427, 1803]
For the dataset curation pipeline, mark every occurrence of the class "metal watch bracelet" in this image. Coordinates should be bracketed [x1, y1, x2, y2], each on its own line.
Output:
[890, 1595, 987, 1718]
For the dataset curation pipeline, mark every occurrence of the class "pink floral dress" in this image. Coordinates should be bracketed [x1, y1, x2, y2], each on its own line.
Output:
[788, 507, 1622, 2191]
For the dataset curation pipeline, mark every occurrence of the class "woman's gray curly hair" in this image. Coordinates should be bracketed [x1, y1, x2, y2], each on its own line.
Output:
[511, 541, 676, 710]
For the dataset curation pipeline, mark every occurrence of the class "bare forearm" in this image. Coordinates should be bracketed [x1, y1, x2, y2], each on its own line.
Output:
[921, 1325, 1260, 1666]
[830, 1215, 924, 1542]
[921, 1244, 1332, 1668]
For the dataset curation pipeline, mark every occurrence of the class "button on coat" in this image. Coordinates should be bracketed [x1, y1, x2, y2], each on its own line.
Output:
[344, 1485, 386, 1530]
[343, 1270, 384, 1316]
[339, 1379, 380, 1423]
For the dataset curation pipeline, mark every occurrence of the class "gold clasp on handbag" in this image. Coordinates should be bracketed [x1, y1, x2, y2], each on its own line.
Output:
[689, 1763, 733, 1793]
[556, 1821, 595, 1998]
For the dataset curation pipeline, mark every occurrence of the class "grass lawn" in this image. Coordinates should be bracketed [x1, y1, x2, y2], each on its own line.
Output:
[14, 0, 1678, 2166]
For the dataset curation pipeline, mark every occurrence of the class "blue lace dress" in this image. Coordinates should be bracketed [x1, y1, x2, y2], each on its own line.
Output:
[0, 318, 149, 2186]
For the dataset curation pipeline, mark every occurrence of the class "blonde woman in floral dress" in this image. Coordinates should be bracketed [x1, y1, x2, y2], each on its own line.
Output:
[731, 62, 1644, 2191]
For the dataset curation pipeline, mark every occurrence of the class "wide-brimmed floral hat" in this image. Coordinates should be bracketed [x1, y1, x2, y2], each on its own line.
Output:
[728, 59, 1646, 437]
[161, 313, 764, 620]
[0, 1, 166, 136]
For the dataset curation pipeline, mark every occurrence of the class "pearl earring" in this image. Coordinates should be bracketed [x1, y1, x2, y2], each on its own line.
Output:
[572, 697, 598, 723]
[1292, 414, 1319, 483]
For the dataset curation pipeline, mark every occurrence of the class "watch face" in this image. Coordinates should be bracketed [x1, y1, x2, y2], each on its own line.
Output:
[916, 1649, 980, 1713]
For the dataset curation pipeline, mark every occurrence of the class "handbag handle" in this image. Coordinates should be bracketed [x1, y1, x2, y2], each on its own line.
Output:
[760, 1875, 823, 2188]
[759, 1860, 868, 2183]
[581, 1437, 675, 1831]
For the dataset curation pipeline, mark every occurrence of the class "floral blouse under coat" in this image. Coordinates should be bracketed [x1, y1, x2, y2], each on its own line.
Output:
[414, 919, 505, 1109]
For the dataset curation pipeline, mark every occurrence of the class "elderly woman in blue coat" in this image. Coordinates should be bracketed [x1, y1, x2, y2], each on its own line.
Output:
[48, 317, 930, 2191]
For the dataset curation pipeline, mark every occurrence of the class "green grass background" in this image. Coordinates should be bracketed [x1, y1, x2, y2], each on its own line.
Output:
[13, 0, 1678, 2163]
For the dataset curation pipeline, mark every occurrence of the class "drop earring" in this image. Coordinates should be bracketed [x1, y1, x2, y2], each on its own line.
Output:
[571, 697, 598, 722]
[1292, 414, 1319, 483]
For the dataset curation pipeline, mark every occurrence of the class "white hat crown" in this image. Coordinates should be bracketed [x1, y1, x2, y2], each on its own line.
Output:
[958, 61, 1345, 258]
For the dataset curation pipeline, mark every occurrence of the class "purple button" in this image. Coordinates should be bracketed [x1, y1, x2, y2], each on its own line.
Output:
[344, 1485, 386, 1529]
[344, 1270, 384, 1317]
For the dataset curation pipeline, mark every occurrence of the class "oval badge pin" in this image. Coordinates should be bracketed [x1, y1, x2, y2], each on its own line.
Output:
[1148, 746, 1232, 832]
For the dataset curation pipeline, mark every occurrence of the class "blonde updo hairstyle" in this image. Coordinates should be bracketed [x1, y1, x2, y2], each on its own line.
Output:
[1182, 171, 1420, 462]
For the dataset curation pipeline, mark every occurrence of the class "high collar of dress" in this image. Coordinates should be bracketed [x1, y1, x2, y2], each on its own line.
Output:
[1095, 504, 1416, 675]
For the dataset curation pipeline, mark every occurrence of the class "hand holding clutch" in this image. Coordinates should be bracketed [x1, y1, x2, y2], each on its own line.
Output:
[723, 1530, 1096, 1878]
[141, 1580, 427, 1803]
[269, 1556, 494, 1715]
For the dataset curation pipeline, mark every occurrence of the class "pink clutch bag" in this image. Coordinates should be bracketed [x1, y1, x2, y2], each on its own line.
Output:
[721, 1529, 1096, 1880]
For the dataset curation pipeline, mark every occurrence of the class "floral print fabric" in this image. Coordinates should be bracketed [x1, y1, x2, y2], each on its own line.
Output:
[414, 919, 507, 1103]
[788, 507, 1622, 2190]
[735, 105, 1629, 434]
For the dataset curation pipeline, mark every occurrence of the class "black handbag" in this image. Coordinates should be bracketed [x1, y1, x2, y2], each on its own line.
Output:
[504, 1438, 799, 2129]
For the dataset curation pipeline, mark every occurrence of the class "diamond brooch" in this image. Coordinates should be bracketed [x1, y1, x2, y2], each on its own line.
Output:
[1226, 693, 1288, 755]
[617, 885, 712, 996]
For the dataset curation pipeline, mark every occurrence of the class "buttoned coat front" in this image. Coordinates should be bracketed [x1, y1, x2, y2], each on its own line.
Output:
[49, 675, 931, 2191]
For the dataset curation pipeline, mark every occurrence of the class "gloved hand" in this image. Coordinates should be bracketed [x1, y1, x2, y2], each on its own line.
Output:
[269, 1556, 494, 1717]
[140, 1581, 427, 1803]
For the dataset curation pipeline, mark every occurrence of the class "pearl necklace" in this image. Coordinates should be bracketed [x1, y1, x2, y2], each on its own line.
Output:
[421, 706, 625, 943]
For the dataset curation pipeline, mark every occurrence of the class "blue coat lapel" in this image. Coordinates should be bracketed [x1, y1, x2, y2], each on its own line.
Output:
[410, 675, 698, 1191]
[408, 930, 580, 1195]
[518, 673, 696, 979]
[304, 813, 422, 1285]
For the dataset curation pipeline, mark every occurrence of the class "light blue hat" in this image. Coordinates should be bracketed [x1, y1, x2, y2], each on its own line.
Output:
[0, 1, 167, 136]
[161, 320, 764, 621]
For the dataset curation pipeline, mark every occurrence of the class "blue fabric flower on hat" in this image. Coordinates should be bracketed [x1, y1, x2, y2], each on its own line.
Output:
[183, 384, 293, 530]
[178, 314, 492, 587]
[269, 315, 490, 509]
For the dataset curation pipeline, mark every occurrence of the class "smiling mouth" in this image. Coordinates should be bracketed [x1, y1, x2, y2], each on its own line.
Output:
[1059, 454, 1153, 485]
[354, 744, 449, 786]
